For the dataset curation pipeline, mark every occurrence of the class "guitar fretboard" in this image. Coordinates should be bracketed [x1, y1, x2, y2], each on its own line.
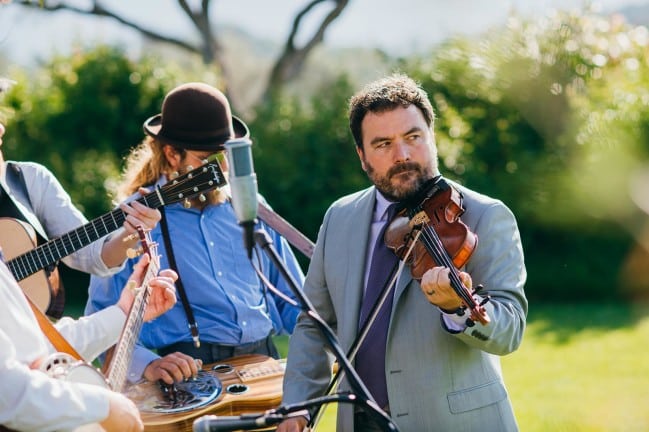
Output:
[5, 161, 225, 284]
[6, 193, 162, 282]
[107, 258, 159, 393]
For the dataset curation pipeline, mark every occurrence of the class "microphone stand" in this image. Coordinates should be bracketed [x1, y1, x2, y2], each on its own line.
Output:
[250, 228, 399, 432]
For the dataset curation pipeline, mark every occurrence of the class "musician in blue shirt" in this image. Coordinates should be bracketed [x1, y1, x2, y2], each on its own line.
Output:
[85, 82, 304, 385]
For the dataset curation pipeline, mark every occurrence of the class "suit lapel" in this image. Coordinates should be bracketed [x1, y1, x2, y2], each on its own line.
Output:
[339, 188, 376, 351]
[393, 262, 413, 309]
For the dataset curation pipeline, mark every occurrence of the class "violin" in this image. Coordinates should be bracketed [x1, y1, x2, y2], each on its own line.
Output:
[384, 178, 490, 325]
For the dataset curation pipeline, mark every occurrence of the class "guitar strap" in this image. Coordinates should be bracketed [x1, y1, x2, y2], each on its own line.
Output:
[26, 294, 84, 361]
[159, 207, 201, 348]
[157, 199, 314, 349]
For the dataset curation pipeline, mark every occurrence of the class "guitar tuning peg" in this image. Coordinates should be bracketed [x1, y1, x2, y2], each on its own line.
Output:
[122, 233, 139, 243]
[170, 171, 179, 180]
[126, 247, 143, 259]
[183, 198, 192, 209]
[198, 194, 206, 202]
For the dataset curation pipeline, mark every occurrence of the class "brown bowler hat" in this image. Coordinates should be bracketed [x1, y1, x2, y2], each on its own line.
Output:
[143, 82, 249, 151]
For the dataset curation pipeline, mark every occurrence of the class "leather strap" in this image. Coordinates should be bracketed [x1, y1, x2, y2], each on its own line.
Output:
[159, 207, 201, 348]
[26, 295, 83, 361]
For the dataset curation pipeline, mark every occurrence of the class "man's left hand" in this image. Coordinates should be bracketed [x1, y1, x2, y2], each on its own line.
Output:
[420, 266, 472, 311]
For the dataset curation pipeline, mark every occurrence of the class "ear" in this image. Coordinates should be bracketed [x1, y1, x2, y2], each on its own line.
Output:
[355, 145, 367, 172]
[162, 144, 182, 171]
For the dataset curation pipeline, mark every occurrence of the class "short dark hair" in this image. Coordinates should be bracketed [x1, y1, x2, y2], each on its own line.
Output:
[348, 73, 435, 149]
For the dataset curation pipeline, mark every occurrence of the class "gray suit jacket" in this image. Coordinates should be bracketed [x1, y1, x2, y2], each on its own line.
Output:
[283, 180, 527, 431]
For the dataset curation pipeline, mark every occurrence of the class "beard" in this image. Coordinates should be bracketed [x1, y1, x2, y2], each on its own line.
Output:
[365, 160, 436, 202]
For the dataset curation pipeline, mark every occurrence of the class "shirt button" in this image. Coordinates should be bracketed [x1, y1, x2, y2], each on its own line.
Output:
[217, 271, 223, 277]
[242, 321, 247, 326]
[210, 241, 215, 246]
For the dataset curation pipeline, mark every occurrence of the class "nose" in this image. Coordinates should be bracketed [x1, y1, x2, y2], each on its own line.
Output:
[391, 140, 410, 163]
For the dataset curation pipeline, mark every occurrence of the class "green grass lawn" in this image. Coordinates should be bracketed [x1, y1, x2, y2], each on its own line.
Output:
[277, 302, 649, 431]
[70, 301, 649, 431]
[503, 302, 649, 432]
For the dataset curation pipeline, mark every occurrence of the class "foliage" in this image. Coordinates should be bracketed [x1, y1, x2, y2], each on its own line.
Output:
[2, 45, 176, 216]
[5, 8, 649, 304]
[403, 9, 649, 301]
[251, 74, 369, 243]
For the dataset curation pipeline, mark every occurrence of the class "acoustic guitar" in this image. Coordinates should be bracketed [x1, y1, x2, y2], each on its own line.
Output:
[124, 354, 285, 432]
[0, 159, 225, 315]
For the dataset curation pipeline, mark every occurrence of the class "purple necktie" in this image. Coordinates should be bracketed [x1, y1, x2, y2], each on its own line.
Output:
[356, 204, 399, 409]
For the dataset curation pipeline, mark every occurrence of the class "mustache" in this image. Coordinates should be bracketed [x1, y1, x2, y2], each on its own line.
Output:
[387, 162, 423, 178]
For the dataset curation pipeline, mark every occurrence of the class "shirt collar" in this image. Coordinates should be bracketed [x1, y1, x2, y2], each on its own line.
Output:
[375, 191, 396, 221]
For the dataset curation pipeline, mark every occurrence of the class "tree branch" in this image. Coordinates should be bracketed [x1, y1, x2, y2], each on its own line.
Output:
[17, 0, 201, 55]
[264, 0, 350, 101]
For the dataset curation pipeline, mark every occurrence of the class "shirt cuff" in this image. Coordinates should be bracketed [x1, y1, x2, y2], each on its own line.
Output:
[128, 347, 161, 383]
[440, 310, 467, 333]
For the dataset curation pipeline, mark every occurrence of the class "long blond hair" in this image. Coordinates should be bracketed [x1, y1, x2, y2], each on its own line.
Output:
[116, 136, 169, 202]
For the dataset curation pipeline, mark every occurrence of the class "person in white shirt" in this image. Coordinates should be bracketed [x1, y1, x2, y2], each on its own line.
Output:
[0, 252, 178, 432]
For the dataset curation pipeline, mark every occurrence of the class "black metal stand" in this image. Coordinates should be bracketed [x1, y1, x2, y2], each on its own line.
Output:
[250, 228, 398, 431]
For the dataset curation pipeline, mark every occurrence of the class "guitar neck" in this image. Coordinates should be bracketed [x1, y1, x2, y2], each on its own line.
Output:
[107, 258, 160, 393]
[6, 194, 162, 282]
[107, 226, 160, 394]
[6, 160, 225, 285]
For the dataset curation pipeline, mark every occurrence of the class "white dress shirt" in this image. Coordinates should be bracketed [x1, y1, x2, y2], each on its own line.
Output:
[0, 260, 126, 431]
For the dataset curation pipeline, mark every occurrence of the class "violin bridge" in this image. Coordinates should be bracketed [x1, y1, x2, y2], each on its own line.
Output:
[409, 211, 430, 229]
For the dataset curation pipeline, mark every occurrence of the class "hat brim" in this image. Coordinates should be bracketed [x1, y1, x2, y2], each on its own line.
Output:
[143, 113, 250, 150]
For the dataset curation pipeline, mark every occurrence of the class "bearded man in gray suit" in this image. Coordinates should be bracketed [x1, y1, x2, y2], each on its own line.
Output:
[278, 73, 527, 432]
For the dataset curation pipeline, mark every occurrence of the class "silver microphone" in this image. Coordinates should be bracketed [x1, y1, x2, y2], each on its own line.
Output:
[225, 137, 258, 258]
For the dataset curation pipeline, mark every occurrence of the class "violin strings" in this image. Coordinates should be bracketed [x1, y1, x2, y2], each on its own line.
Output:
[418, 225, 474, 305]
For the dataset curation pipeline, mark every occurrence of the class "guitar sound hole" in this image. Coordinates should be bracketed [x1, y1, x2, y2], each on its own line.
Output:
[226, 384, 249, 395]
[212, 364, 234, 374]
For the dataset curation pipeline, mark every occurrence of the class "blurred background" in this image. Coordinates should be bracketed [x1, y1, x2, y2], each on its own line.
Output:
[1, 1, 649, 430]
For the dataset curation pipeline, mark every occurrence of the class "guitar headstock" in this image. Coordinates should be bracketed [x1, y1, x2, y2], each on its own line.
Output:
[158, 155, 227, 206]
[127, 226, 159, 270]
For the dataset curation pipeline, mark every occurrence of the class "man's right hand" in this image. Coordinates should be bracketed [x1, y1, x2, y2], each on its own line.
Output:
[143, 352, 202, 384]
[276, 416, 309, 432]
[100, 391, 144, 432]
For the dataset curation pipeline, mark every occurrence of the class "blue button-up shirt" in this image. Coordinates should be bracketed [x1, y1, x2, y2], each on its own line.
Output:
[85, 184, 305, 382]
